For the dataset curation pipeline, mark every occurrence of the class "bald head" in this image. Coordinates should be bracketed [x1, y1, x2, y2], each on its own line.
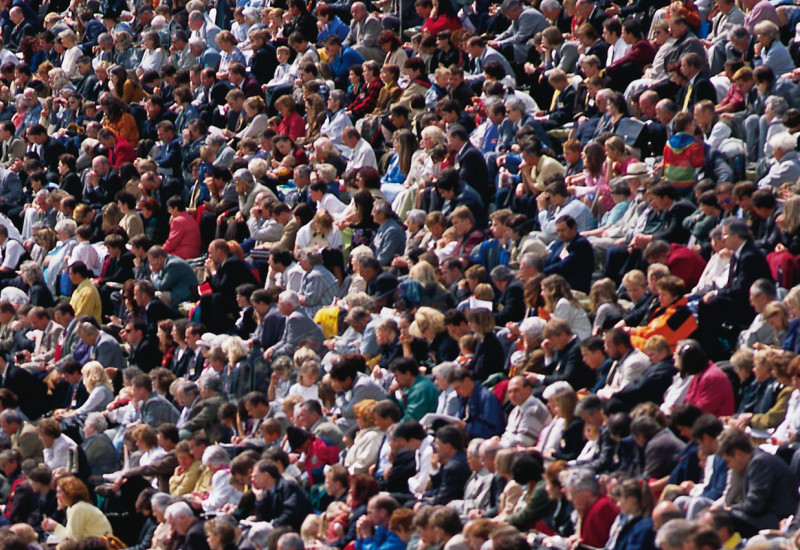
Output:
[652, 500, 682, 530]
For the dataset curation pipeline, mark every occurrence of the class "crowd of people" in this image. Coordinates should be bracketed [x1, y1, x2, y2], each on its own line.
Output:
[0, 0, 800, 548]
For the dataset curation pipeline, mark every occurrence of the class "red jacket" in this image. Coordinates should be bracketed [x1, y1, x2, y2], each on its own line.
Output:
[606, 39, 656, 74]
[278, 111, 306, 142]
[110, 138, 136, 170]
[581, 494, 619, 548]
[163, 211, 202, 260]
[667, 243, 706, 289]
[421, 13, 461, 36]
[685, 362, 735, 417]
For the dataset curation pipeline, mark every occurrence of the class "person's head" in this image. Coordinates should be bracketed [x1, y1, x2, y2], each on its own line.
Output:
[165, 501, 197, 536]
[433, 424, 465, 462]
[563, 467, 600, 516]
[691, 414, 723, 456]
[554, 215, 578, 244]
[717, 428, 753, 473]
[603, 328, 633, 360]
[366, 494, 399, 529]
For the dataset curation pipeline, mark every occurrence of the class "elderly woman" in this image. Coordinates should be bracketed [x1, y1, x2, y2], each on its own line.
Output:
[43, 219, 78, 290]
[297, 248, 338, 317]
[344, 399, 384, 474]
[169, 440, 202, 496]
[82, 412, 117, 481]
[148, 492, 174, 550]
[433, 361, 460, 416]
[196, 445, 242, 514]
[41, 476, 113, 539]
[19, 260, 54, 307]
[58, 30, 81, 79]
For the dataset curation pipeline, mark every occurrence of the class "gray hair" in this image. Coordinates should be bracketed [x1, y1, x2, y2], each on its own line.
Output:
[722, 217, 750, 239]
[202, 444, 230, 468]
[728, 25, 750, 42]
[563, 467, 599, 495]
[279, 290, 301, 309]
[205, 134, 226, 148]
[188, 10, 206, 22]
[233, 168, 255, 184]
[543, 381, 573, 399]
[97, 33, 114, 45]
[249, 524, 274, 549]
[407, 209, 426, 227]
[77, 321, 99, 337]
[54, 218, 77, 236]
[373, 199, 392, 218]
[655, 520, 693, 550]
[753, 20, 779, 40]
[165, 501, 195, 521]
[199, 374, 223, 393]
[501, 0, 522, 12]
[769, 132, 796, 154]
[85, 412, 107, 433]
[188, 36, 206, 49]
[505, 97, 525, 113]
[330, 90, 347, 107]
[520, 317, 547, 340]
[0, 409, 22, 426]
[432, 361, 457, 381]
[19, 261, 43, 284]
[467, 437, 485, 457]
[765, 96, 789, 118]
[151, 492, 173, 513]
[519, 252, 543, 272]
[540, 0, 559, 10]
[278, 533, 305, 550]
[490, 264, 514, 282]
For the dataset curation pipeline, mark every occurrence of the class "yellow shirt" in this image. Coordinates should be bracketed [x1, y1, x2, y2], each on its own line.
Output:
[69, 278, 102, 324]
[193, 465, 213, 497]
[53, 501, 113, 540]
[169, 460, 203, 496]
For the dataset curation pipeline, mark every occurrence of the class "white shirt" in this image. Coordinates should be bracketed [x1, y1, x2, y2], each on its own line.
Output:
[607, 38, 631, 66]
[294, 221, 343, 250]
[317, 193, 348, 219]
[408, 435, 434, 494]
[44, 434, 78, 470]
[346, 138, 378, 171]
[61, 46, 82, 80]
[70, 241, 101, 275]
[320, 109, 353, 152]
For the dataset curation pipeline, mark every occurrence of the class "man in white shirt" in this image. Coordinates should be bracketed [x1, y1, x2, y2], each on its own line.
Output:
[602, 18, 630, 66]
[342, 127, 377, 171]
[597, 328, 650, 399]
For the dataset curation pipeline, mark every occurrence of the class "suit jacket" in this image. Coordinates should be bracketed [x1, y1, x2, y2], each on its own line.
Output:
[256, 477, 313, 530]
[128, 336, 163, 372]
[543, 85, 576, 129]
[677, 74, 717, 111]
[2, 363, 48, 420]
[495, 280, 525, 326]
[178, 519, 210, 550]
[428, 450, 471, 504]
[99, 251, 134, 284]
[494, 8, 548, 61]
[12, 421, 43, 462]
[0, 136, 24, 166]
[210, 255, 258, 310]
[641, 428, 683, 479]
[75, 72, 100, 102]
[542, 337, 596, 389]
[285, 11, 318, 43]
[718, 240, 772, 304]
[40, 137, 66, 173]
[543, 235, 594, 293]
[251, 44, 278, 85]
[612, 359, 677, 410]
[256, 306, 285, 351]
[652, 200, 696, 244]
[730, 449, 798, 531]
[92, 331, 126, 370]
[7, 20, 34, 51]
[182, 394, 226, 442]
[455, 142, 490, 203]
[0, 167, 21, 205]
[272, 309, 324, 357]
[240, 75, 262, 98]
[344, 14, 381, 48]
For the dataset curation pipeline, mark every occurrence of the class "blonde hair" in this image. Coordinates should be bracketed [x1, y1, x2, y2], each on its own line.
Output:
[410, 307, 445, 340]
[293, 347, 320, 368]
[353, 399, 378, 427]
[409, 261, 438, 287]
[223, 335, 248, 365]
[765, 300, 789, 333]
[783, 196, 800, 236]
[473, 283, 495, 301]
[81, 361, 113, 393]
[588, 277, 619, 316]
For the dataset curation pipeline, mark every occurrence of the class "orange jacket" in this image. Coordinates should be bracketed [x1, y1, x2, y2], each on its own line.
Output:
[105, 112, 140, 148]
[630, 296, 697, 351]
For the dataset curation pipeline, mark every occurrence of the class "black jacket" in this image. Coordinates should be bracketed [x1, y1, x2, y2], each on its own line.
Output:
[384, 448, 416, 494]
[470, 331, 505, 382]
[676, 74, 717, 111]
[717, 240, 772, 304]
[128, 336, 163, 372]
[543, 235, 595, 293]
[612, 359, 677, 411]
[256, 477, 313, 531]
[494, 280, 526, 326]
[652, 200, 696, 244]
[731, 449, 798, 532]
[542, 337, 596, 390]
[2, 363, 49, 420]
[427, 450, 471, 505]
[251, 44, 278, 85]
[178, 519, 210, 550]
[454, 142, 490, 204]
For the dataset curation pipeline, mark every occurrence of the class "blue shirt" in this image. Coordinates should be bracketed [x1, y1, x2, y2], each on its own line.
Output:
[318, 15, 351, 42]
[329, 46, 365, 78]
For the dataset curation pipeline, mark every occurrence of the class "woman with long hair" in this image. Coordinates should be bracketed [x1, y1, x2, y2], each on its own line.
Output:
[380, 129, 418, 203]
[589, 278, 623, 335]
[109, 64, 146, 104]
[101, 94, 140, 147]
[173, 86, 200, 133]
[236, 96, 269, 140]
[465, 308, 504, 382]
[348, 189, 378, 249]
[567, 141, 612, 213]
[605, 135, 636, 179]
[157, 320, 177, 370]
[608, 478, 656, 550]
[304, 94, 328, 146]
[377, 30, 408, 68]
[541, 274, 592, 340]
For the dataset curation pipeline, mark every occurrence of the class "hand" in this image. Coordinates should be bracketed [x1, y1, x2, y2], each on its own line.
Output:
[702, 290, 717, 304]
[41, 517, 58, 531]
[605, 3, 620, 15]
[541, 338, 555, 356]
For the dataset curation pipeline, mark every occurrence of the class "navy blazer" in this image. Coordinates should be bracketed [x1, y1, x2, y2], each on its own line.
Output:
[427, 450, 471, 505]
[455, 142, 490, 203]
[543, 235, 595, 293]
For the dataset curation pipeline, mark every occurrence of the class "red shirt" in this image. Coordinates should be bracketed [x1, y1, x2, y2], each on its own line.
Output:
[685, 362, 735, 417]
[581, 494, 619, 548]
[110, 138, 136, 169]
[163, 210, 202, 260]
[278, 110, 306, 142]
[421, 13, 461, 36]
[667, 243, 707, 289]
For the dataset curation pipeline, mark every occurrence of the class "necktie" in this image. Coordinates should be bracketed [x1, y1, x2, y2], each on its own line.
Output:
[683, 82, 693, 111]
[550, 89, 561, 112]
[727, 253, 737, 286]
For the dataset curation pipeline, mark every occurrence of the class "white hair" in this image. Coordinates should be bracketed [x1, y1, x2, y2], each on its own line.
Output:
[202, 444, 230, 468]
[165, 501, 194, 521]
[520, 317, 547, 340]
[279, 290, 300, 309]
[770, 132, 797, 154]
[85, 412, 107, 433]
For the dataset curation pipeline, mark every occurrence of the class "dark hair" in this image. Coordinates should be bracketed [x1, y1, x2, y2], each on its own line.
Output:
[434, 424, 465, 452]
[330, 353, 364, 382]
[511, 452, 544, 485]
[676, 340, 707, 376]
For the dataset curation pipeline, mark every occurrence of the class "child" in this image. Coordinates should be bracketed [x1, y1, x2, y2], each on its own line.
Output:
[456, 333, 479, 367]
[434, 226, 459, 261]
[69, 224, 101, 275]
[662, 111, 704, 193]
[563, 139, 584, 178]
[231, 7, 251, 43]
[197, 145, 215, 182]
[267, 46, 293, 87]
[267, 355, 292, 403]
[288, 359, 321, 401]
[425, 67, 450, 111]
[236, 137, 259, 161]
[260, 418, 283, 448]
[572, 422, 600, 466]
